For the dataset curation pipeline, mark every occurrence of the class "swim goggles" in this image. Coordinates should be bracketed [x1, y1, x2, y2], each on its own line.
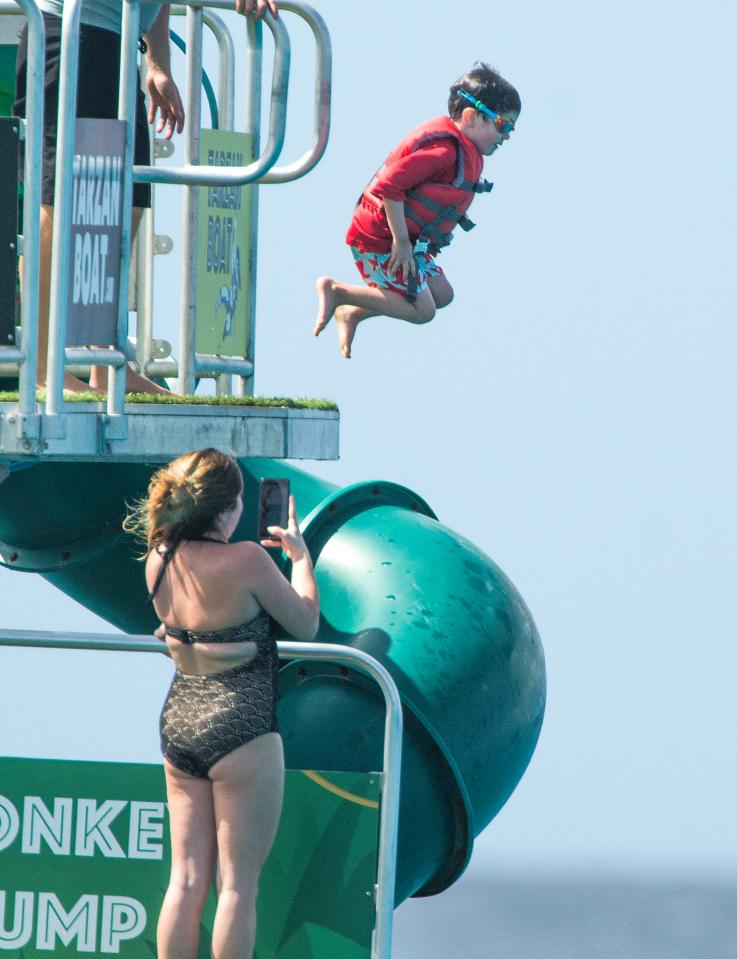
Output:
[457, 89, 515, 134]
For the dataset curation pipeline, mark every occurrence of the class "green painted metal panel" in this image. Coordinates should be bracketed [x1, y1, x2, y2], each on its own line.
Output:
[0, 5, 18, 341]
[0, 117, 18, 347]
[0, 757, 378, 958]
[0, 45, 15, 118]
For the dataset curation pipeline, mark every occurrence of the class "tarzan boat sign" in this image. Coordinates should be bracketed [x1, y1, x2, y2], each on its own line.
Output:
[67, 119, 125, 347]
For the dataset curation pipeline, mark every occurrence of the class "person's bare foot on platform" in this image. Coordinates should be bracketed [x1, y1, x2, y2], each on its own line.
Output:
[37, 372, 105, 398]
[314, 276, 338, 337]
[90, 366, 172, 395]
[123, 372, 171, 395]
[334, 305, 362, 359]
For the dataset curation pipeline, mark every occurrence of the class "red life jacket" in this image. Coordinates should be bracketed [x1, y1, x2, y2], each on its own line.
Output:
[361, 116, 493, 253]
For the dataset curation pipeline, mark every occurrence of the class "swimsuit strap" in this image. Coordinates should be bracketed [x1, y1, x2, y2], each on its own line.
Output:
[148, 544, 176, 602]
[148, 535, 226, 603]
[165, 611, 271, 645]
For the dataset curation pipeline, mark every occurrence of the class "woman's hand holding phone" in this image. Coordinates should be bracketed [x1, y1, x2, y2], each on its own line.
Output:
[260, 496, 309, 562]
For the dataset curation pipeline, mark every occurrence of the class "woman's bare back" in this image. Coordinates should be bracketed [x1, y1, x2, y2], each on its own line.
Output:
[147, 540, 262, 675]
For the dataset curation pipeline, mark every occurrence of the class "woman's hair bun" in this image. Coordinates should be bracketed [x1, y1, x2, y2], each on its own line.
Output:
[124, 448, 243, 553]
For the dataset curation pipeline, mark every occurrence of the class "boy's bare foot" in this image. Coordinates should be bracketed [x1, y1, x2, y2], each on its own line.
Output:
[335, 305, 360, 359]
[314, 276, 338, 337]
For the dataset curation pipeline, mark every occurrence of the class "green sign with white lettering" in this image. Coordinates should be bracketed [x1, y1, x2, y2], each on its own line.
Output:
[196, 130, 254, 359]
[0, 758, 378, 958]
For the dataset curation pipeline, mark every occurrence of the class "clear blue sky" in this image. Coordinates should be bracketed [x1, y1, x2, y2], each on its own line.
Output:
[1, 0, 735, 881]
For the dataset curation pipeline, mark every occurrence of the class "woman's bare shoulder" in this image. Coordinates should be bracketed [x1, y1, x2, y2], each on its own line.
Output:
[227, 540, 269, 566]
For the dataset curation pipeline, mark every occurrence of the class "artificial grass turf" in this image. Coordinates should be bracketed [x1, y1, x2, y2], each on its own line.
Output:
[0, 391, 337, 410]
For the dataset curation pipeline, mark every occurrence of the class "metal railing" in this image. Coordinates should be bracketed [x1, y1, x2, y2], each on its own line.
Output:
[0, 628, 400, 959]
[0, 0, 44, 442]
[0, 0, 332, 434]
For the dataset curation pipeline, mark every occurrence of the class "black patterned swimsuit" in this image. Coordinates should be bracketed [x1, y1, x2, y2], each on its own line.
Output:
[150, 542, 280, 779]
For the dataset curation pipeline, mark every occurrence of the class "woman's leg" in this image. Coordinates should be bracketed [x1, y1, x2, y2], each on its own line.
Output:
[209, 732, 285, 959]
[157, 759, 217, 959]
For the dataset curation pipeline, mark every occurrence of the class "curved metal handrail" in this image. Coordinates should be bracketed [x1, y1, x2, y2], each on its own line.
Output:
[202, 8, 235, 130]
[133, 1, 290, 186]
[169, 28, 220, 128]
[0, 629, 401, 959]
[170, 6, 236, 131]
[258, 0, 331, 184]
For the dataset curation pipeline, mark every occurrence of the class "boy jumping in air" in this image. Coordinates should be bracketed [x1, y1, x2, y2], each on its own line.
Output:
[314, 62, 520, 358]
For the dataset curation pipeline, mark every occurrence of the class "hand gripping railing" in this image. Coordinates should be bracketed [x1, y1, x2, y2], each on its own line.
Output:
[0, 629, 402, 959]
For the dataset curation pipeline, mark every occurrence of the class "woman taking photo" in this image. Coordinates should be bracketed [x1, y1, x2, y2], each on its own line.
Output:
[125, 447, 319, 959]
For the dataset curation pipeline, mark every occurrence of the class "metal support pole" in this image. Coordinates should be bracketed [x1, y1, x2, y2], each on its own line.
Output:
[115, 0, 142, 415]
[136, 203, 156, 381]
[15, 0, 44, 434]
[134, 57, 158, 387]
[177, 4, 204, 395]
[46, 0, 83, 418]
[203, 9, 235, 131]
[242, 17, 263, 396]
[170, 4, 235, 132]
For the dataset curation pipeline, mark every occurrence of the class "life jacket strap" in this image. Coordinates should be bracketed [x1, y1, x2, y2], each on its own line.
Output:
[452, 177, 493, 194]
[404, 208, 454, 247]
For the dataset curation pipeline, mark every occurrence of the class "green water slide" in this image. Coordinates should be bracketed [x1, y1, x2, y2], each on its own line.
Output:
[0, 457, 546, 904]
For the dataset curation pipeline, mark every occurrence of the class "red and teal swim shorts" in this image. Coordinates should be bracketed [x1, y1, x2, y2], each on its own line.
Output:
[350, 244, 444, 299]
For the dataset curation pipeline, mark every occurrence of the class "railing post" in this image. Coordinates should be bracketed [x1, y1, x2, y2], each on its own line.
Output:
[278, 642, 403, 959]
[177, 4, 204, 395]
[45, 0, 84, 419]
[15, 0, 44, 434]
[202, 9, 235, 131]
[115, 0, 142, 415]
[241, 16, 263, 397]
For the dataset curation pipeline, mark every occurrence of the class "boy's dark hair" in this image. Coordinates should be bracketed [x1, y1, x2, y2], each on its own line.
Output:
[448, 62, 521, 119]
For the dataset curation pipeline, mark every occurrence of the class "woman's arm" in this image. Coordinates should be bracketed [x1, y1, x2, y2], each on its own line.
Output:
[243, 497, 320, 641]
